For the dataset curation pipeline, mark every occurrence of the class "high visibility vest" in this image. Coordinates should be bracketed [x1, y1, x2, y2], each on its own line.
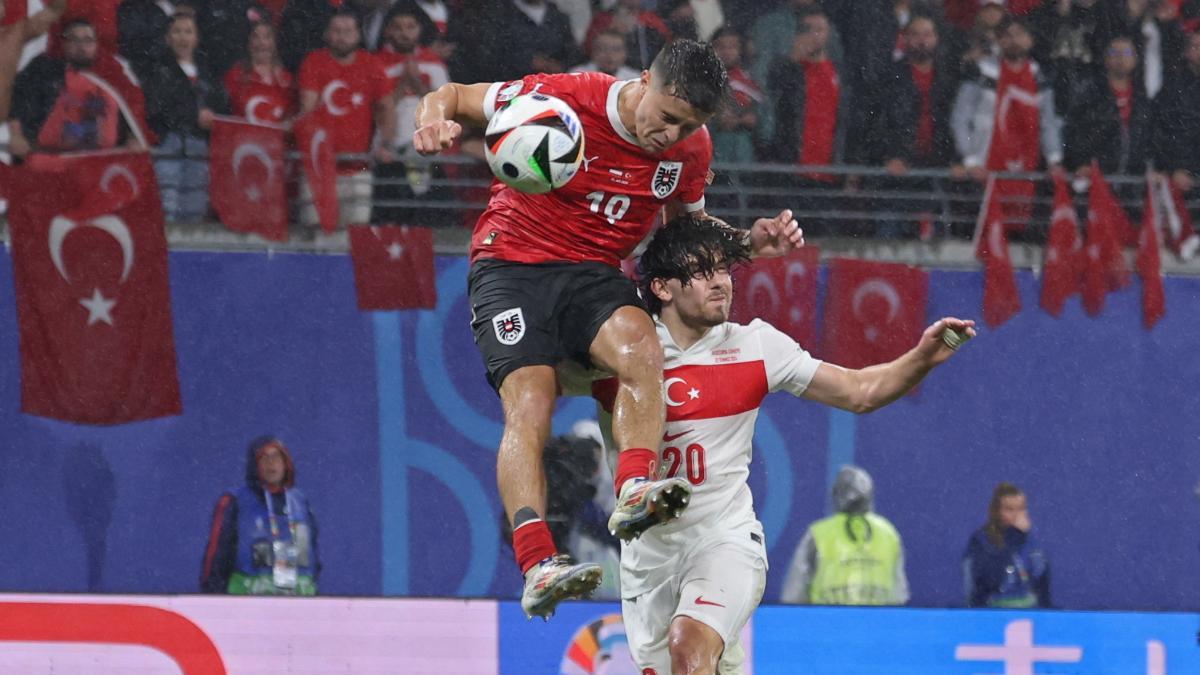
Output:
[808, 513, 902, 605]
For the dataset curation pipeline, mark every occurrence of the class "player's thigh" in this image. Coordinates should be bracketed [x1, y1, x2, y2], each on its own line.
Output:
[621, 579, 678, 675]
[559, 262, 654, 371]
[673, 542, 767, 674]
[467, 260, 568, 391]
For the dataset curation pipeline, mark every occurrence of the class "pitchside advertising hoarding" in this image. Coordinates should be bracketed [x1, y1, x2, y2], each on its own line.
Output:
[0, 596, 1195, 673]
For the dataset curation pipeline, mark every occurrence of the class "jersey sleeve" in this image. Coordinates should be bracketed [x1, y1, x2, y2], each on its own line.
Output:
[676, 126, 712, 212]
[482, 71, 609, 120]
[754, 319, 822, 396]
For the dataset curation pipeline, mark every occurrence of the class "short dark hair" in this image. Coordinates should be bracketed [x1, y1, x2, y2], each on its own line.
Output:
[61, 18, 94, 37]
[995, 14, 1030, 37]
[637, 214, 751, 315]
[649, 39, 729, 115]
[709, 25, 742, 44]
[329, 7, 361, 30]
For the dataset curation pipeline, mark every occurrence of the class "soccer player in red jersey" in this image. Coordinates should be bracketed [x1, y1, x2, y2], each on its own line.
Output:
[413, 40, 802, 619]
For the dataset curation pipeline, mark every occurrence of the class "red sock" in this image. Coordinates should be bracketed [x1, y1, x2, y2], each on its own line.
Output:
[512, 519, 557, 574]
[614, 448, 657, 496]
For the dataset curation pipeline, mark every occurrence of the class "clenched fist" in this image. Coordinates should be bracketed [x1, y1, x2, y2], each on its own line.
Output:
[413, 120, 463, 156]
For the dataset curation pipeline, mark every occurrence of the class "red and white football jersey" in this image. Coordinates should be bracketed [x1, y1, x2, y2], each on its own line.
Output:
[474, 72, 712, 267]
[298, 49, 391, 154]
[592, 319, 822, 593]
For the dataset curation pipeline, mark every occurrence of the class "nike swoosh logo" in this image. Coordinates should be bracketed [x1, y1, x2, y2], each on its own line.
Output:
[663, 429, 691, 442]
[694, 595, 725, 608]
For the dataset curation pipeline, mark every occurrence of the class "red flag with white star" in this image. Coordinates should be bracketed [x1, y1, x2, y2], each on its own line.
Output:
[348, 224, 437, 310]
[7, 151, 181, 424]
[209, 116, 288, 241]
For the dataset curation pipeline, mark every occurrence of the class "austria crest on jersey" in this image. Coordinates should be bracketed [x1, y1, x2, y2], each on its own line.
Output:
[652, 160, 683, 199]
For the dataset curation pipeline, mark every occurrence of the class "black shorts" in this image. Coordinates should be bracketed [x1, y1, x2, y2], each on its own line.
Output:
[467, 258, 647, 391]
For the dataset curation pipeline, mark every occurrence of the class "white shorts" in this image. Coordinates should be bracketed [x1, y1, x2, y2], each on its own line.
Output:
[620, 534, 767, 675]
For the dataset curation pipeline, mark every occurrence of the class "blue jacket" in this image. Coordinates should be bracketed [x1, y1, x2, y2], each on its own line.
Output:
[963, 526, 1050, 608]
[200, 436, 321, 594]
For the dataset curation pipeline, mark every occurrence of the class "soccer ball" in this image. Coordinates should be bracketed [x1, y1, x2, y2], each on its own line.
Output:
[484, 93, 585, 194]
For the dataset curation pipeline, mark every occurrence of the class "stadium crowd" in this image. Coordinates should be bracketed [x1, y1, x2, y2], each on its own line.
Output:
[4, 0, 1200, 234]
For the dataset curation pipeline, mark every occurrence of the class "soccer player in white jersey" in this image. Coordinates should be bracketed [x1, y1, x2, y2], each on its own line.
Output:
[589, 215, 975, 675]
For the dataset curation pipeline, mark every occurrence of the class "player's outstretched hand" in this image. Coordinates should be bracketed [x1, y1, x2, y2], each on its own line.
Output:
[917, 317, 977, 367]
[748, 209, 804, 258]
[413, 120, 462, 156]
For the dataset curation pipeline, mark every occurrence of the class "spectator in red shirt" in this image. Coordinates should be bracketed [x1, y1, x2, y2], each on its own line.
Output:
[760, 6, 854, 236]
[299, 9, 398, 227]
[878, 15, 959, 171]
[871, 15, 961, 238]
[372, 4, 453, 225]
[225, 20, 296, 124]
[583, 0, 672, 71]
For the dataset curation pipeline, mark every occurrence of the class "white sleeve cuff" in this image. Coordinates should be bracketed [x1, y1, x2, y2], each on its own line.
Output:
[683, 197, 705, 213]
[482, 82, 503, 120]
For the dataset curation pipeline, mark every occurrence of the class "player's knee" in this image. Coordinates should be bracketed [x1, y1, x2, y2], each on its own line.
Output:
[498, 367, 557, 427]
[668, 621, 720, 675]
[612, 331, 664, 383]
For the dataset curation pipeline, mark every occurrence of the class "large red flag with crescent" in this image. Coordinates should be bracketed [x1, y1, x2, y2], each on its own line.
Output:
[7, 151, 181, 424]
[209, 116, 288, 241]
[820, 258, 929, 368]
[292, 110, 339, 233]
[729, 246, 820, 349]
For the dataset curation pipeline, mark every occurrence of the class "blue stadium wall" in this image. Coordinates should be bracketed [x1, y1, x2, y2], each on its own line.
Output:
[0, 250, 1197, 611]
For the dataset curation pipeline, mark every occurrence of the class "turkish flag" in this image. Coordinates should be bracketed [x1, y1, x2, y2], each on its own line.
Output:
[293, 110, 338, 233]
[974, 177, 1021, 327]
[348, 224, 437, 310]
[7, 151, 181, 424]
[1039, 176, 1082, 317]
[820, 258, 928, 369]
[1138, 181, 1166, 329]
[210, 116, 288, 241]
[730, 245, 820, 349]
[1157, 177, 1199, 260]
[1082, 168, 1132, 316]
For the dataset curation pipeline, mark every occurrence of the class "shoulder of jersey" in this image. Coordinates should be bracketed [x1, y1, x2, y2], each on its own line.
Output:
[668, 124, 712, 160]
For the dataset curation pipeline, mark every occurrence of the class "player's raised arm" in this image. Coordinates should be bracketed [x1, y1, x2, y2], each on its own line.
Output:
[802, 317, 976, 414]
[413, 82, 492, 155]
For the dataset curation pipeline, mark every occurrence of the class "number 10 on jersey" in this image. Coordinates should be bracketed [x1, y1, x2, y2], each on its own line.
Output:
[587, 191, 630, 224]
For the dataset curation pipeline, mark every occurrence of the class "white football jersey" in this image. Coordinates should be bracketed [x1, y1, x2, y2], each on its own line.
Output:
[592, 318, 822, 593]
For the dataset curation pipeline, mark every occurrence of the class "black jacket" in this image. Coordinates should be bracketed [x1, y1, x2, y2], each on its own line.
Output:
[874, 58, 958, 167]
[10, 56, 134, 150]
[141, 56, 228, 138]
[1153, 69, 1200, 175]
[450, 1, 580, 83]
[117, 0, 173, 75]
[1064, 75, 1153, 176]
[765, 57, 853, 164]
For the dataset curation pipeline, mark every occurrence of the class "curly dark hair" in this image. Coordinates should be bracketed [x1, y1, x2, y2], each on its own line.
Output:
[637, 214, 751, 315]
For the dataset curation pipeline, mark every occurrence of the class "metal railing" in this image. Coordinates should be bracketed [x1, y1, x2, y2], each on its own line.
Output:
[4, 151, 1199, 272]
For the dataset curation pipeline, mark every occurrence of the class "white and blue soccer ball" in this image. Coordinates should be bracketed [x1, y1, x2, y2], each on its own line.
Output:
[484, 93, 585, 194]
